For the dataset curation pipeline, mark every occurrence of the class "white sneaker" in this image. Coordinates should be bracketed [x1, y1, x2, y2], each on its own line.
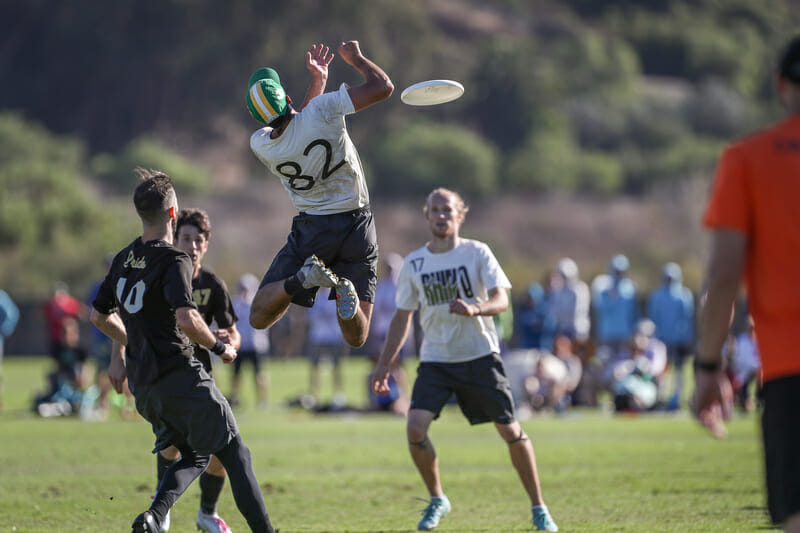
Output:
[296, 255, 338, 289]
[159, 509, 170, 532]
[196, 510, 232, 533]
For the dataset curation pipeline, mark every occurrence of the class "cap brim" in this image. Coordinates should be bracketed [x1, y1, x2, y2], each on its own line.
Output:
[248, 67, 280, 89]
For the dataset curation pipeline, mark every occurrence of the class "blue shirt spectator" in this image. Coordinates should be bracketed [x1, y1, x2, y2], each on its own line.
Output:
[647, 263, 694, 348]
[0, 288, 20, 356]
[593, 255, 637, 347]
[515, 283, 554, 350]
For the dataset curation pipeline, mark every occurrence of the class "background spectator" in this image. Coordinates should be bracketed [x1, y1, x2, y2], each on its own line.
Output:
[229, 273, 271, 409]
[306, 287, 349, 408]
[647, 262, 695, 411]
[547, 258, 591, 343]
[0, 288, 19, 412]
[515, 283, 554, 351]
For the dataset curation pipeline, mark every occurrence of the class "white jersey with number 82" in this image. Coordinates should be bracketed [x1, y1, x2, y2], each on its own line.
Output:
[250, 83, 369, 215]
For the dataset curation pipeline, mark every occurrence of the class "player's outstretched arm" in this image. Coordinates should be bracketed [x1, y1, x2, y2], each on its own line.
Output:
[176, 306, 237, 363]
[298, 43, 334, 111]
[337, 40, 393, 112]
[371, 309, 414, 395]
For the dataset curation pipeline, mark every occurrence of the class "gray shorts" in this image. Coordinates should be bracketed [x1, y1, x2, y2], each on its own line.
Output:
[133, 362, 239, 455]
[260, 206, 379, 307]
[410, 353, 516, 425]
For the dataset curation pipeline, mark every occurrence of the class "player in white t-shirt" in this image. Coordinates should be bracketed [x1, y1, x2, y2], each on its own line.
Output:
[371, 189, 559, 532]
[246, 41, 393, 349]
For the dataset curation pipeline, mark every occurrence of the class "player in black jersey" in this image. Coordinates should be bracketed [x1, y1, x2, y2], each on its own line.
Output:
[91, 169, 274, 533]
[155, 207, 240, 533]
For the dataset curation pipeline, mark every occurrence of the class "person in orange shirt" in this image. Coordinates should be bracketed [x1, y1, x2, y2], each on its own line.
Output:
[697, 34, 800, 532]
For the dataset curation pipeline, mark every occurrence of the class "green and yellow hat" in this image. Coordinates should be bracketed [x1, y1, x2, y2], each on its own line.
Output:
[246, 67, 289, 125]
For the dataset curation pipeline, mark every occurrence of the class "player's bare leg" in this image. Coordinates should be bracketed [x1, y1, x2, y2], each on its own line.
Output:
[338, 300, 373, 348]
[407, 409, 443, 497]
[249, 281, 292, 330]
[496, 421, 544, 506]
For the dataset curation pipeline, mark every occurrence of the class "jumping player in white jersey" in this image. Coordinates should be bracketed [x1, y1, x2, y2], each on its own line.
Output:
[247, 41, 393, 348]
[371, 188, 559, 532]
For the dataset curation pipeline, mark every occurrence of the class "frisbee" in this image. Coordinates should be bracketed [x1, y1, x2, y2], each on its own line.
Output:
[400, 80, 465, 106]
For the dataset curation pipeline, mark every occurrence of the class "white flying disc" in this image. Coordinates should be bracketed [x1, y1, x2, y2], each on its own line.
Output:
[400, 79, 464, 106]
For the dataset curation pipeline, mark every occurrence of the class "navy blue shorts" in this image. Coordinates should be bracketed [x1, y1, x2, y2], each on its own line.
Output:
[762, 374, 800, 524]
[410, 353, 516, 425]
[260, 206, 378, 308]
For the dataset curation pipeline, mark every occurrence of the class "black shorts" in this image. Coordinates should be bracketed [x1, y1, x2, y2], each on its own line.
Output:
[233, 349, 266, 375]
[134, 361, 239, 456]
[260, 206, 379, 308]
[762, 374, 800, 524]
[410, 353, 515, 425]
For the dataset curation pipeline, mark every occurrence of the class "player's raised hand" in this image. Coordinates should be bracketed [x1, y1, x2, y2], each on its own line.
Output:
[337, 40, 362, 65]
[306, 43, 333, 78]
[220, 344, 238, 364]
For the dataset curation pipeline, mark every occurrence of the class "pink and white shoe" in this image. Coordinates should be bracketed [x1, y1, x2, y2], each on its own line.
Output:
[196, 510, 232, 533]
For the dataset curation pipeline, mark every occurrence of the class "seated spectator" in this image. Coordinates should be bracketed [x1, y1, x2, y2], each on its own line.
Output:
[524, 335, 583, 413]
[34, 316, 90, 417]
[610, 320, 667, 412]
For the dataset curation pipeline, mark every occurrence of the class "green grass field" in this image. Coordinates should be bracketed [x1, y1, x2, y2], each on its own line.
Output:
[1, 356, 773, 532]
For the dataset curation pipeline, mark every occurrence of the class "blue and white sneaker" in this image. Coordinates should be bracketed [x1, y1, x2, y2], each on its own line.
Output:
[417, 495, 451, 531]
[335, 278, 359, 321]
[532, 505, 558, 531]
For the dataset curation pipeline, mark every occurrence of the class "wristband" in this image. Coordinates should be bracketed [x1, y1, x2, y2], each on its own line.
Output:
[211, 339, 226, 356]
[694, 358, 722, 373]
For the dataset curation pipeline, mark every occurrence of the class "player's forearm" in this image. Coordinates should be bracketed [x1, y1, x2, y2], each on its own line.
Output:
[299, 75, 327, 111]
[697, 230, 746, 365]
[90, 309, 128, 345]
[177, 307, 224, 352]
[472, 289, 509, 317]
[377, 312, 413, 368]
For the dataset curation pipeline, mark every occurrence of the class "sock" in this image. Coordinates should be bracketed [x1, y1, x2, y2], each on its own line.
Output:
[157, 452, 177, 489]
[215, 434, 274, 533]
[532, 504, 549, 513]
[199, 471, 226, 515]
[283, 275, 302, 296]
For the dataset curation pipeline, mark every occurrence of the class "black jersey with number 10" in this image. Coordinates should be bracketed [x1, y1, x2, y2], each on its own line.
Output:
[92, 237, 200, 389]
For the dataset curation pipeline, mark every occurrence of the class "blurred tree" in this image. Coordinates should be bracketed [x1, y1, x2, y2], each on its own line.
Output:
[371, 121, 499, 197]
[0, 113, 133, 296]
[90, 137, 211, 193]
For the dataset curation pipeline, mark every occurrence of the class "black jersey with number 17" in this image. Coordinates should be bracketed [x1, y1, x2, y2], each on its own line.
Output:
[92, 237, 200, 389]
[192, 266, 237, 372]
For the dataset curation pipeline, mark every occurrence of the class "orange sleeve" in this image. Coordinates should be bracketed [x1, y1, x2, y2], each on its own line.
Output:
[703, 144, 751, 234]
